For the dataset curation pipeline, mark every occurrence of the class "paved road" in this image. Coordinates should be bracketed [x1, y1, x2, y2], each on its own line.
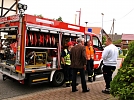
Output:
[0, 59, 122, 100]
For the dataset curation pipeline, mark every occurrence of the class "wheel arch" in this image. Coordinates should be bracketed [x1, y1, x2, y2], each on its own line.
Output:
[50, 70, 56, 82]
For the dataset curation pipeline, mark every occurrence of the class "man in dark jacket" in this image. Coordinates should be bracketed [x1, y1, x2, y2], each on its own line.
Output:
[70, 38, 89, 92]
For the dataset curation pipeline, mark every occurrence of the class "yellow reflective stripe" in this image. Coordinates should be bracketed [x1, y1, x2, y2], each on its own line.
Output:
[32, 78, 48, 82]
[65, 81, 70, 83]
[92, 72, 94, 76]
[64, 49, 71, 65]
[88, 73, 94, 77]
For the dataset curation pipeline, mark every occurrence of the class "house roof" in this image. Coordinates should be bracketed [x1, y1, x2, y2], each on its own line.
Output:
[122, 34, 134, 40]
[85, 27, 101, 34]
[108, 34, 122, 41]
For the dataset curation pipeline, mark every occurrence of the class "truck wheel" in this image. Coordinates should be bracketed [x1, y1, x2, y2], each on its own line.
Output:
[3, 74, 7, 81]
[51, 71, 64, 87]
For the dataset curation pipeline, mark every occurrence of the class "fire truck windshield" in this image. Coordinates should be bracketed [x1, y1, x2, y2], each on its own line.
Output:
[93, 36, 103, 50]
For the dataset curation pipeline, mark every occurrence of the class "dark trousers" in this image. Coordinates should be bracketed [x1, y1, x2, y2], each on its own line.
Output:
[62, 64, 72, 83]
[72, 68, 87, 91]
[103, 65, 116, 89]
[86, 59, 94, 77]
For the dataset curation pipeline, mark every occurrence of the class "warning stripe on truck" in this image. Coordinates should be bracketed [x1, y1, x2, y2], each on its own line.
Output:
[32, 78, 48, 82]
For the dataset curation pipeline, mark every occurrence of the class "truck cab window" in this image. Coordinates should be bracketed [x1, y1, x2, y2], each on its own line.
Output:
[93, 36, 103, 50]
[86, 35, 90, 41]
[85, 35, 90, 46]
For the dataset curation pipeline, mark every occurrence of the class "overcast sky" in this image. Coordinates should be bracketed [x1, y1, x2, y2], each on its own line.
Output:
[20, 0, 134, 34]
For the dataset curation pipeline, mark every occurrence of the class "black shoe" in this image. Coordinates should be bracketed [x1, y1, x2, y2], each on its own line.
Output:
[82, 88, 90, 93]
[102, 89, 110, 94]
[93, 75, 96, 81]
[72, 89, 78, 92]
[66, 83, 70, 87]
[88, 77, 93, 82]
[88, 78, 93, 82]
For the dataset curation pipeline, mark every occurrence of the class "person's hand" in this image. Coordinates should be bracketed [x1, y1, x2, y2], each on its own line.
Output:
[63, 62, 65, 66]
[84, 65, 86, 70]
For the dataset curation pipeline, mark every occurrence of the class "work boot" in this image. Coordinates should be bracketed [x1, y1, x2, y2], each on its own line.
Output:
[88, 77, 93, 82]
[66, 83, 70, 87]
[102, 88, 110, 94]
[82, 88, 90, 93]
[93, 74, 96, 81]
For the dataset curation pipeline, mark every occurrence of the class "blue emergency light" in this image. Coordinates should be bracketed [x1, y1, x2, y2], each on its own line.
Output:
[88, 28, 92, 32]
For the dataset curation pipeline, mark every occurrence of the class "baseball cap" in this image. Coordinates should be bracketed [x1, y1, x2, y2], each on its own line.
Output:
[67, 41, 73, 46]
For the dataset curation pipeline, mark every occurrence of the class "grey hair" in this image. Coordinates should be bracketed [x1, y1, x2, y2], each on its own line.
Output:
[77, 38, 84, 43]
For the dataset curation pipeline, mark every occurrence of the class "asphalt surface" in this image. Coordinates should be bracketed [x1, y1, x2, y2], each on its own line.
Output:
[0, 58, 122, 100]
[3, 81, 118, 100]
[0, 73, 104, 100]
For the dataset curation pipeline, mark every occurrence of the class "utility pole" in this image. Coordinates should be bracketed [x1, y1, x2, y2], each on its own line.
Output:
[74, 14, 77, 24]
[76, 8, 81, 26]
[101, 13, 104, 43]
[85, 22, 88, 27]
[85, 22, 88, 32]
[111, 18, 115, 41]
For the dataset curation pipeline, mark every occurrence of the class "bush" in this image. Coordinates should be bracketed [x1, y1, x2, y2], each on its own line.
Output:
[110, 41, 134, 100]
[119, 50, 122, 55]
[122, 49, 127, 56]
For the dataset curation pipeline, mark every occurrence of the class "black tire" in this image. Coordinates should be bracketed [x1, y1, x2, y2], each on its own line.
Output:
[51, 71, 64, 87]
[94, 60, 103, 75]
[3, 74, 7, 81]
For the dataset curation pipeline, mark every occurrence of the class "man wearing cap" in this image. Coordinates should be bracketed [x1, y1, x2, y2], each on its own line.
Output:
[61, 41, 73, 87]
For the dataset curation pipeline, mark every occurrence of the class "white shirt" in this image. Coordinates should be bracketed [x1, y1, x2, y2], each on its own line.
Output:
[102, 44, 118, 66]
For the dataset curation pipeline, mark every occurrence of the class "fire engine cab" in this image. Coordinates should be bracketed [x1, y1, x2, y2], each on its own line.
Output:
[0, 14, 103, 86]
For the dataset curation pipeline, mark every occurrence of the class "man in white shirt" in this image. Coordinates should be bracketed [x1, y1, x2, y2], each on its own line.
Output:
[102, 37, 118, 94]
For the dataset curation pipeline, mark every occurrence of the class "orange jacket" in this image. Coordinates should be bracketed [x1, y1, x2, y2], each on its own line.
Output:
[85, 46, 94, 60]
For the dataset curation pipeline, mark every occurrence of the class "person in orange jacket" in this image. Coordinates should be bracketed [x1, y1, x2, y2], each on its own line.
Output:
[85, 40, 95, 82]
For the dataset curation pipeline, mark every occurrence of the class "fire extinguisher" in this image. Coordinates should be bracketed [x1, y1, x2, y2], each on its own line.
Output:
[49, 35, 51, 47]
[29, 32, 34, 46]
[40, 34, 43, 46]
[46, 35, 49, 46]
[26, 33, 29, 46]
[40, 33, 44, 46]
[42, 34, 44, 46]
[34, 33, 37, 46]
[51, 35, 55, 47]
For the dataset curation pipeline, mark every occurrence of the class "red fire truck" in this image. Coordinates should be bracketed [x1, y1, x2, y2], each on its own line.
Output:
[0, 14, 103, 86]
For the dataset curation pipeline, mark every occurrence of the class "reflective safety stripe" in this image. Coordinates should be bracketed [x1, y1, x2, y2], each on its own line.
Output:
[85, 46, 94, 60]
[92, 72, 94, 76]
[69, 81, 72, 83]
[65, 81, 70, 83]
[64, 49, 71, 65]
[88, 72, 94, 77]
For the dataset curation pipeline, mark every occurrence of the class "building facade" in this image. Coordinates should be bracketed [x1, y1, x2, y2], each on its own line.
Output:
[0, 0, 19, 17]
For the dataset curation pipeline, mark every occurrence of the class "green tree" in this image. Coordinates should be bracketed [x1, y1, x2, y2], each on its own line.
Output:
[110, 41, 134, 100]
[34, 14, 43, 18]
[56, 16, 63, 22]
[102, 36, 106, 45]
